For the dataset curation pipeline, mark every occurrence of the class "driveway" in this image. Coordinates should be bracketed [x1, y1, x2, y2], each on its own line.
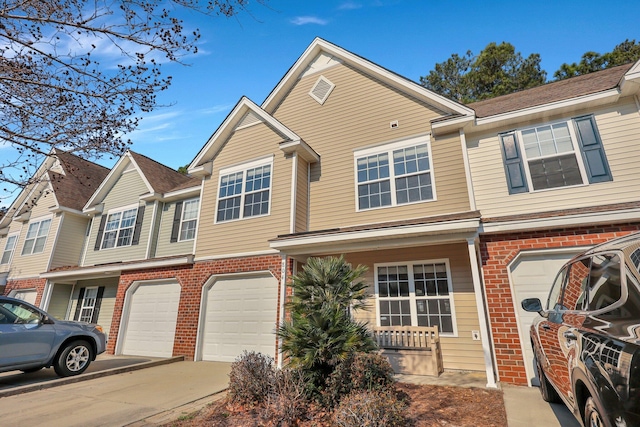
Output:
[0, 360, 231, 427]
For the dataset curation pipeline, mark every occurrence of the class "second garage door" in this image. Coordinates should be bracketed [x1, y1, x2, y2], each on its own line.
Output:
[120, 281, 181, 358]
[509, 251, 578, 386]
[201, 274, 278, 362]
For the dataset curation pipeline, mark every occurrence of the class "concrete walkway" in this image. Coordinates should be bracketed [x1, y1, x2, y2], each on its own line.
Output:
[0, 359, 231, 427]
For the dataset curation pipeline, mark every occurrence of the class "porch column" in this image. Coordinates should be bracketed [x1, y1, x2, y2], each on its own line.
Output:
[467, 237, 498, 388]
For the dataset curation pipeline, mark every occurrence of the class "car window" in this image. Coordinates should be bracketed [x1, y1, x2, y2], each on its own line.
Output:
[0, 301, 41, 324]
[563, 258, 591, 311]
[586, 253, 622, 312]
[547, 265, 568, 311]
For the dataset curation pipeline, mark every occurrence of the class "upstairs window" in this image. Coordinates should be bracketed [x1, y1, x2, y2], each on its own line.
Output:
[1, 234, 18, 264]
[170, 198, 200, 242]
[102, 207, 137, 249]
[355, 137, 435, 211]
[21, 218, 51, 255]
[216, 158, 272, 223]
[499, 115, 612, 194]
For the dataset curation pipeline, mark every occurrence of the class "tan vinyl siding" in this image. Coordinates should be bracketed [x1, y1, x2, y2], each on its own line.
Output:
[330, 243, 485, 372]
[467, 97, 640, 217]
[155, 200, 196, 258]
[10, 190, 59, 278]
[196, 123, 292, 257]
[68, 277, 118, 339]
[295, 158, 309, 233]
[50, 213, 89, 269]
[47, 284, 73, 319]
[83, 170, 151, 266]
[272, 63, 471, 231]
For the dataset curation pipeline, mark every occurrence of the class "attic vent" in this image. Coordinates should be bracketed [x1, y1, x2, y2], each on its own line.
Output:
[309, 75, 335, 105]
[236, 110, 262, 130]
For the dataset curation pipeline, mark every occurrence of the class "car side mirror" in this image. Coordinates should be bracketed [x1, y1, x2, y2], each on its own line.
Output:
[521, 298, 545, 316]
[41, 315, 54, 325]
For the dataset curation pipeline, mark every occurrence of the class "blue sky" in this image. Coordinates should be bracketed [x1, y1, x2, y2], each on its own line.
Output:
[2, 0, 640, 204]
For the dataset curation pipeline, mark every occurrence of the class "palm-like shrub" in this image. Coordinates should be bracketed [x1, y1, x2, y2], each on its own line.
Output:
[277, 255, 377, 396]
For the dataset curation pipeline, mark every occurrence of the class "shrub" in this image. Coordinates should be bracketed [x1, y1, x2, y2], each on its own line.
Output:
[331, 390, 407, 427]
[227, 351, 275, 407]
[323, 352, 395, 408]
[263, 368, 309, 426]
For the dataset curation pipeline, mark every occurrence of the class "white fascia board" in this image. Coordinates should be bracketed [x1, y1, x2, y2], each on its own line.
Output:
[127, 154, 155, 195]
[270, 218, 480, 253]
[161, 185, 201, 202]
[474, 89, 620, 128]
[41, 255, 194, 280]
[49, 206, 86, 216]
[194, 249, 280, 262]
[262, 38, 473, 117]
[431, 115, 475, 136]
[83, 152, 141, 211]
[480, 208, 640, 234]
[279, 139, 320, 163]
[187, 162, 213, 178]
[190, 97, 300, 169]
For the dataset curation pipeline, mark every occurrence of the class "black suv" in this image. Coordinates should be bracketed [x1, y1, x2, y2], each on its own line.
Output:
[522, 233, 640, 427]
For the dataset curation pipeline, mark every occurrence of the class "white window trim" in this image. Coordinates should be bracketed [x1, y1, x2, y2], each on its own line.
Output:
[214, 156, 274, 224]
[78, 286, 98, 323]
[1, 232, 19, 264]
[373, 259, 458, 337]
[100, 203, 139, 250]
[353, 135, 437, 212]
[516, 118, 589, 193]
[178, 197, 200, 242]
[20, 215, 53, 256]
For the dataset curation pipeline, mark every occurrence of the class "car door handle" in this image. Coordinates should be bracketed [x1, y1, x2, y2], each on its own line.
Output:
[563, 330, 577, 341]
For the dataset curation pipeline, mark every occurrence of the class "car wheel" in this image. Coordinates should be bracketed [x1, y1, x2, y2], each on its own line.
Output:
[584, 396, 609, 427]
[21, 367, 43, 374]
[535, 356, 561, 403]
[54, 340, 93, 377]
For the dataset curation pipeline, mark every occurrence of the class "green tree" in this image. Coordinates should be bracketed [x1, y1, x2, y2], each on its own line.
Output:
[554, 39, 640, 80]
[0, 0, 262, 189]
[277, 256, 377, 394]
[420, 42, 546, 103]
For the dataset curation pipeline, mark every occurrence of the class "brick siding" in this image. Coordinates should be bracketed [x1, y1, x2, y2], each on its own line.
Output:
[3, 277, 47, 306]
[479, 223, 640, 385]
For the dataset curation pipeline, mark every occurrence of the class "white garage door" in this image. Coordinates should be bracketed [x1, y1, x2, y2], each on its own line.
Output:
[121, 281, 181, 358]
[510, 251, 578, 385]
[11, 289, 38, 305]
[201, 274, 278, 362]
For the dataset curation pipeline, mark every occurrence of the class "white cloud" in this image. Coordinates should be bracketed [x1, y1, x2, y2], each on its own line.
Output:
[290, 16, 329, 26]
[199, 104, 235, 115]
[338, 2, 362, 10]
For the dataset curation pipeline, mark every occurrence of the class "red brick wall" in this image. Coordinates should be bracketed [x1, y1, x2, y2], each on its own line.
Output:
[479, 223, 640, 385]
[3, 278, 47, 306]
[109, 254, 289, 362]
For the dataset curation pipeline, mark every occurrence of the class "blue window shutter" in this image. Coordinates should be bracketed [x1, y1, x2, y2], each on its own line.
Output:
[573, 116, 612, 183]
[499, 132, 529, 194]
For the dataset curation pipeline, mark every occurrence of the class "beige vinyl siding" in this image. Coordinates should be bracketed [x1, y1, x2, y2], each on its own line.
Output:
[83, 170, 151, 266]
[272, 62, 471, 231]
[68, 277, 118, 338]
[50, 213, 89, 269]
[196, 123, 292, 257]
[332, 243, 485, 372]
[47, 283, 73, 319]
[155, 200, 196, 258]
[10, 190, 59, 278]
[467, 97, 640, 217]
[295, 158, 309, 233]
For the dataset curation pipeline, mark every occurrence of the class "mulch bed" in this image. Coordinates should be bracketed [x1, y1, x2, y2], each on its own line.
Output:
[165, 382, 507, 426]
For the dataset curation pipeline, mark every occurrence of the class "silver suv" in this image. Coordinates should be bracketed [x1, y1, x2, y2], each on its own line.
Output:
[0, 295, 106, 377]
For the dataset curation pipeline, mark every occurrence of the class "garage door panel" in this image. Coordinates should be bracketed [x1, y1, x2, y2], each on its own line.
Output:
[202, 274, 278, 362]
[510, 252, 577, 385]
[121, 282, 180, 358]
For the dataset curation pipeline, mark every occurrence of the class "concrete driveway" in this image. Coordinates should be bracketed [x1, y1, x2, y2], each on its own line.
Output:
[0, 360, 231, 427]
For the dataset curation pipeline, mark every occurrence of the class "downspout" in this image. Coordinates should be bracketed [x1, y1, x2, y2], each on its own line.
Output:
[459, 129, 477, 212]
[467, 236, 498, 388]
[277, 253, 288, 369]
